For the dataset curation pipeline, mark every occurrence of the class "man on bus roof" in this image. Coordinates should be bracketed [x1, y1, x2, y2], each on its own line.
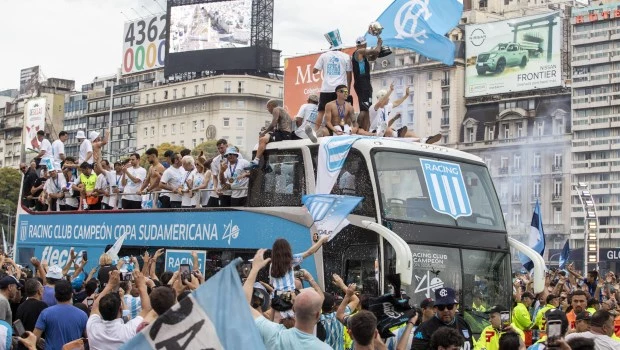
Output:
[411, 287, 474, 350]
[246, 100, 292, 170]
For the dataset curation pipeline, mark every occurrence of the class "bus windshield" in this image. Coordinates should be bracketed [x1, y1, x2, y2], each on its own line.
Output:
[374, 151, 505, 231]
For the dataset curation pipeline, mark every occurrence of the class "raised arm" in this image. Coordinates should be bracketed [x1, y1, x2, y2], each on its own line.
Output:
[392, 87, 410, 108]
[244, 249, 271, 319]
[301, 234, 329, 259]
[61, 249, 76, 276]
[333, 274, 359, 310]
[91, 270, 120, 316]
[337, 283, 356, 324]
[134, 270, 152, 317]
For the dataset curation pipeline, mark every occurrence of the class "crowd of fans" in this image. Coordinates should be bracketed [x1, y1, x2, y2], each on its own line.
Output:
[0, 236, 616, 350]
[21, 134, 252, 211]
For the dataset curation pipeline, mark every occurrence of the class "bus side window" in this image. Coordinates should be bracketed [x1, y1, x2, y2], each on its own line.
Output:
[331, 150, 376, 217]
[248, 149, 306, 207]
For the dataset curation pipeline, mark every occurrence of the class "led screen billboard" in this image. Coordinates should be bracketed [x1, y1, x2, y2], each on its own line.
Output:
[122, 14, 167, 75]
[465, 12, 562, 98]
[169, 0, 251, 53]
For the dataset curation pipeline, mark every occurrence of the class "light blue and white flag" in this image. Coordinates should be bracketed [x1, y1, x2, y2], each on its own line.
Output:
[316, 135, 364, 194]
[303, 194, 363, 241]
[121, 258, 265, 350]
[105, 231, 128, 261]
[519, 200, 545, 271]
[559, 240, 570, 270]
[365, 0, 464, 65]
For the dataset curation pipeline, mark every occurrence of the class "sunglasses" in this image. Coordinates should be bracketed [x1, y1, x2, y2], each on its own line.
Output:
[337, 89, 349, 94]
[436, 304, 456, 311]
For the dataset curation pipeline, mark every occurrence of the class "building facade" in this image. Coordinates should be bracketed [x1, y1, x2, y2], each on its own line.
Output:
[570, 3, 620, 255]
[136, 74, 284, 157]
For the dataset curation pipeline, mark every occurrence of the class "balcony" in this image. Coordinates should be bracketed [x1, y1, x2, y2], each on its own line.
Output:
[512, 167, 521, 174]
[441, 98, 450, 106]
[512, 195, 521, 203]
[552, 194, 562, 201]
[531, 166, 541, 173]
[531, 195, 540, 202]
[499, 167, 509, 175]
[441, 79, 450, 87]
[552, 164, 562, 173]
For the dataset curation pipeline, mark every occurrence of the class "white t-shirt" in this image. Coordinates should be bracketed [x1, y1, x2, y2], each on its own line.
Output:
[39, 138, 53, 162]
[64, 173, 79, 208]
[95, 173, 110, 205]
[181, 168, 197, 207]
[192, 172, 206, 207]
[294, 103, 319, 138]
[51, 139, 65, 163]
[86, 314, 144, 350]
[44, 174, 67, 210]
[123, 166, 146, 202]
[369, 102, 393, 132]
[105, 170, 119, 209]
[161, 166, 184, 202]
[79, 139, 93, 165]
[565, 331, 619, 350]
[210, 154, 223, 198]
[221, 158, 250, 198]
[314, 50, 352, 93]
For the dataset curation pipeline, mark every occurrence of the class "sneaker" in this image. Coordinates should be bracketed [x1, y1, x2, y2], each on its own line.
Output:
[397, 126, 408, 138]
[244, 160, 260, 170]
[304, 124, 318, 143]
[82, 203, 89, 210]
[424, 133, 442, 144]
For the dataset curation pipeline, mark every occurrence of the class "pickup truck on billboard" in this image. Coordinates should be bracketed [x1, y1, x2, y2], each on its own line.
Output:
[475, 41, 542, 75]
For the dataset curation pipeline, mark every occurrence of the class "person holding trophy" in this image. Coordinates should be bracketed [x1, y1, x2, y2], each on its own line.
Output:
[353, 22, 390, 132]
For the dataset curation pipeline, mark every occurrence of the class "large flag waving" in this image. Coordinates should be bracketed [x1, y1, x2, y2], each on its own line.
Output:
[559, 240, 570, 270]
[105, 232, 128, 261]
[121, 258, 265, 350]
[303, 195, 363, 241]
[365, 0, 464, 65]
[519, 200, 545, 271]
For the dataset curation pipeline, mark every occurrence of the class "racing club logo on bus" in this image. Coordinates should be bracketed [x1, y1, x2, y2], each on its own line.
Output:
[20, 221, 28, 242]
[419, 159, 472, 219]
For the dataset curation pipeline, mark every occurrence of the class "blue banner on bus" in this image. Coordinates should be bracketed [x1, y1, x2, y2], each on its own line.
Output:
[419, 159, 472, 220]
[165, 249, 207, 275]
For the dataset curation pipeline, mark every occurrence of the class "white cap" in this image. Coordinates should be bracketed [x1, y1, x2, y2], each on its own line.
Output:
[76, 130, 86, 139]
[89, 131, 100, 142]
[46, 265, 63, 279]
[324, 29, 344, 50]
[356, 36, 367, 45]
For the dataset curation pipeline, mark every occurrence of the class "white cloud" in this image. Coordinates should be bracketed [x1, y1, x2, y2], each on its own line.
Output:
[0, 0, 391, 90]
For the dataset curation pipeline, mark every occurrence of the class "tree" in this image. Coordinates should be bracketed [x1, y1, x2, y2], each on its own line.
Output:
[139, 143, 185, 168]
[191, 140, 218, 159]
[0, 167, 21, 242]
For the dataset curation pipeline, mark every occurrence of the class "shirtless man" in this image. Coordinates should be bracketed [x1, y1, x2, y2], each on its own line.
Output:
[324, 85, 374, 136]
[246, 100, 292, 169]
[89, 131, 108, 165]
[138, 148, 165, 195]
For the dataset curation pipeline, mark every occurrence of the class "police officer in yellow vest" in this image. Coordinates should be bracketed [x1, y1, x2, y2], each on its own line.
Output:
[534, 294, 559, 338]
[74, 161, 99, 210]
[475, 305, 524, 350]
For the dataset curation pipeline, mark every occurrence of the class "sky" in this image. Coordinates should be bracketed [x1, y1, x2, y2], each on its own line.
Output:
[0, 0, 390, 90]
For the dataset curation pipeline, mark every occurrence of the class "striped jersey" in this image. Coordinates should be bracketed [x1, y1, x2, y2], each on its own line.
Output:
[269, 253, 303, 293]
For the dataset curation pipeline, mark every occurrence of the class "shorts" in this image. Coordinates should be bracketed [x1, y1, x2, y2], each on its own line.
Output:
[269, 130, 292, 142]
[318, 92, 337, 111]
[356, 89, 372, 111]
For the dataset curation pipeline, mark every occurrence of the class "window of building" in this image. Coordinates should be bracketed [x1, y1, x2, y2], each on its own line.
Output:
[237, 100, 245, 108]
[537, 121, 544, 136]
[513, 210, 521, 226]
[237, 118, 244, 127]
[202, 84, 207, 93]
[150, 126, 155, 136]
[171, 124, 176, 134]
[554, 207, 562, 224]
[224, 81, 231, 93]
[163, 108, 168, 117]
[514, 154, 521, 169]
[533, 153, 541, 170]
[223, 102, 231, 109]
[193, 121, 198, 131]
[266, 84, 272, 94]
[162, 125, 167, 135]
[427, 111, 432, 119]
[427, 72, 433, 80]
[516, 122, 524, 138]
[180, 122, 185, 133]
[500, 157, 508, 169]
[427, 92, 432, 100]
[466, 127, 474, 142]
[200, 138, 204, 144]
[145, 94, 150, 104]
[513, 182, 521, 199]
[200, 120, 205, 129]
[278, 86, 284, 98]
[554, 180, 562, 197]
[173, 107, 178, 115]
[182, 87, 186, 98]
[181, 106, 186, 114]
[554, 153, 563, 168]
[164, 91, 168, 99]
[503, 123, 510, 139]
[195, 85, 199, 96]
[223, 117, 230, 127]
[173, 89, 177, 99]
[486, 126, 494, 140]
[533, 181, 541, 198]
[236, 136, 243, 146]
[143, 127, 148, 137]
[238, 81, 245, 93]
[201, 102, 206, 111]
[192, 139, 197, 148]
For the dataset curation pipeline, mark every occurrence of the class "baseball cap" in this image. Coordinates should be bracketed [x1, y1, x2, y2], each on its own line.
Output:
[420, 298, 434, 309]
[434, 287, 458, 306]
[575, 311, 591, 321]
[356, 36, 367, 45]
[0, 276, 23, 289]
[46, 265, 63, 280]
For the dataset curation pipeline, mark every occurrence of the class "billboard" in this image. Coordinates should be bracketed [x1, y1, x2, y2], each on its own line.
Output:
[19, 66, 39, 96]
[465, 12, 562, 98]
[23, 97, 46, 151]
[122, 13, 167, 75]
[169, 0, 251, 53]
[283, 48, 358, 116]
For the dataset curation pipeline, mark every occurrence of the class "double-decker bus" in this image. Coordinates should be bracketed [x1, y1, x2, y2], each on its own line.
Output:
[13, 137, 544, 334]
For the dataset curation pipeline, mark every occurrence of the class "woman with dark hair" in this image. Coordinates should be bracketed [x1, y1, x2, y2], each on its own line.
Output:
[269, 235, 329, 312]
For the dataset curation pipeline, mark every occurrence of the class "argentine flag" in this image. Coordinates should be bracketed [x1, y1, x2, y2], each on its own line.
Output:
[519, 201, 545, 271]
[303, 195, 363, 241]
[365, 0, 464, 66]
[121, 258, 265, 350]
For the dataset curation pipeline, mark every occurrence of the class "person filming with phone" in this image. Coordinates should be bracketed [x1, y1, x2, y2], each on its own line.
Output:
[527, 308, 570, 350]
[475, 305, 525, 350]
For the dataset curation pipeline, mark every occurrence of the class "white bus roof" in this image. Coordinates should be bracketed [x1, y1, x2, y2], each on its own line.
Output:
[263, 137, 486, 165]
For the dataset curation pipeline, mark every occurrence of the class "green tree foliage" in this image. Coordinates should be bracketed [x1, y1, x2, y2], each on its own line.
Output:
[0, 167, 21, 240]
[191, 140, 218, 159]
